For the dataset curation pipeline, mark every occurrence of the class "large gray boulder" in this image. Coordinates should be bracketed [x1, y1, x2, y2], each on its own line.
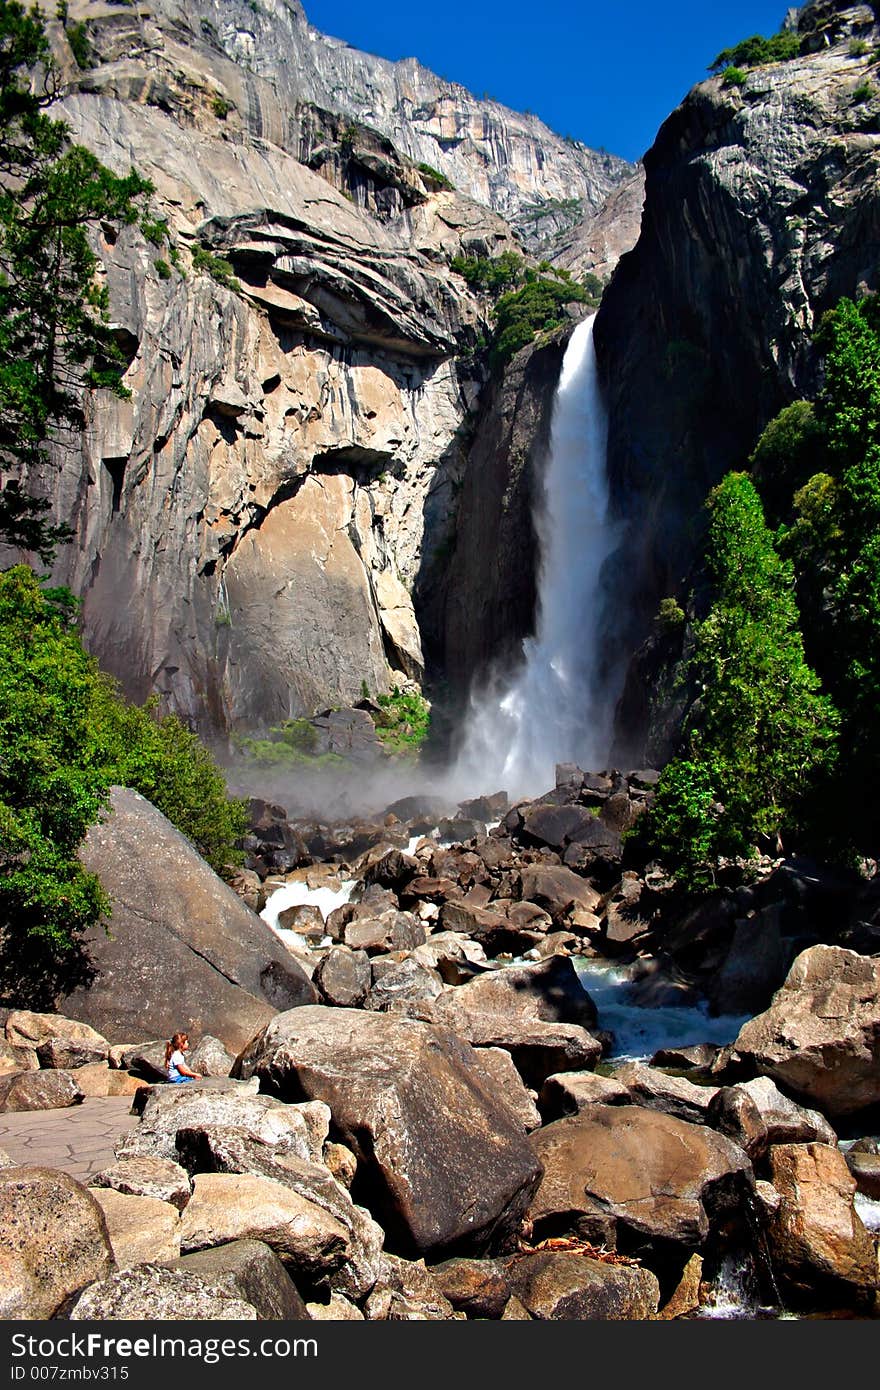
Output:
[733, 946, 880, 1118]
[233, 1006, 544, 1258]
[70, 1265, 258, 1320]
[64, 787, 318, 1051]
[172, 1240, 310, 1320]
[117, 1083, 327, 1166]
[0, 1167, 115, 1319]
[529, 1106, 754, 1250]
[413, 957, 602, 1088]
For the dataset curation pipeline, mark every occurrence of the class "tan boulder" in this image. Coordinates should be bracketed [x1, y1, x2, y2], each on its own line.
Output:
[529, 1105, 754, 1249]
[72, 1064, 147, 1098]
[89, 1188, 181, 1267]
[179, 1172, 350, 1280]
[503, 1250, 660, 1319]
[0, 1069, 84, 1112]
[5, 1011, 109, 1057]
[767, 1143, 877, 1307]
[733, 946, 880, 1117]
[0, 1167, 115, 1318]
[91, 1156, 192, 1210]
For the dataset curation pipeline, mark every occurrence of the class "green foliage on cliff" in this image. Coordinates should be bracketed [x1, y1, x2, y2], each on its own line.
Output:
[191, 246, 240, 291]
[450, 253, 600, 368]
[373, 686, 431, 755]
[0, 565, 246, 1001]
[0, 0, 151, 561]
[450, 251, 525, 295]
[641, 475, 838, 886]
[417, 162, 454, 191]
[490, 272, 593, 368]
[709, 30, 801, 75]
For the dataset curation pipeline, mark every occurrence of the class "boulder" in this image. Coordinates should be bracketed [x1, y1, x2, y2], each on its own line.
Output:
[70, 1064, 147, 1098]
[277, 903, 326, 938]
[364, 1254, 460, 1320]
[538, 1071, 631, 1120]
[502, 1250, 660, 1320]
[323, 1144, 356, 1192]
[173, 1239, 310, 1319]
[35, 1036, 109, 1070]
[418, 957, 602, 1088]
[63, 787, 318, 1051]
[365, 957, 444, 1011]
[5, 1010, 109, 1056]
[70, 1265, 258, 1320]
[179, 1173, 350, 1280]
[472, 1047, 542, 1131]
[0, 1167, 115, 1318]
[611, 1063, 719, 1125]
[518, 866, 601, 919]
[0, 1069, 84, 1112]
[172, 1127, 383, 1300]
[187, 1036, 235, 1078]
[650, 1044, 719, 1071]
[529, 1106, 754, 1250]
[767, 1143, 877, 1307]
[657, 1253, 704, 1320]
[845, 1150, 880, 1200]
[0, 1040, 38, 1074]
[117, 1083, 324, 1166]
[307, 1294, 364, 1319]
[736, 1076, 837, 1148]
[732, 946, 880, 1117]
[91, 1156, 192, 1211]
[314, 948, 372, 1008]
[88, 1187, 181, 1267]
[706, 1087, 769, 1163]
[233, 1006, 543, 1258]
[520, 804, 603, 851]
[707, 905, 789, 1016]
[430, 1257, 512, 1319]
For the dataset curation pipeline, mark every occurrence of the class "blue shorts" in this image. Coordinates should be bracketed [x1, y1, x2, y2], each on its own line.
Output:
[168, 1074, 196, 1083]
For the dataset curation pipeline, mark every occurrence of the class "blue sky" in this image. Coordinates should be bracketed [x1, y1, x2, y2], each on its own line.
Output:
[302, 0, 795, 163]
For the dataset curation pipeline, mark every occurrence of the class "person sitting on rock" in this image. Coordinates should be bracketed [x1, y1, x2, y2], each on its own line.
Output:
[164, 1031, 201, 1084]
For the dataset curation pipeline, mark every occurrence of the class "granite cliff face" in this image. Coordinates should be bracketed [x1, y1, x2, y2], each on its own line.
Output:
[4, 0, 638, 736]
[595, 0, 880, 759]
[69, 0, 631, 243]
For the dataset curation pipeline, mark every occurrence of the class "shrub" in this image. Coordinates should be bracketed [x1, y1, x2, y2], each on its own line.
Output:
[373, 687, 431, 755]
[211, 95, 232, 119]
[65, 18, 90, 68]
[450, 252, 525, 296]
[154, 258, 171, 280]
[722, 66, 747, 88]
[417, 162, 454, 191]
[709, 31, 801, 74]
[141, 216, 169, 246]
[849, 39, 869, 57]
[852, 81, 875, 103]
[191, 246, 240, 291]
[490, 272, 590, 369]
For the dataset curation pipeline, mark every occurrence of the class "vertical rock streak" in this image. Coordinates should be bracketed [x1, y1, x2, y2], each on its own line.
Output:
[456, 315, 620, 796]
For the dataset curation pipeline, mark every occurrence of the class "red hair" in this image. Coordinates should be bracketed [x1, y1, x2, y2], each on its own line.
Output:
[164, 1031, 189, 1066]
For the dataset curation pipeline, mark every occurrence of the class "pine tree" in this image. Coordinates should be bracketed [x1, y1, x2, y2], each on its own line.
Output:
[0, 0, 151, 561]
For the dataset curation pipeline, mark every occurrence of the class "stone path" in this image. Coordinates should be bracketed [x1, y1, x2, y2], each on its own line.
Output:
[0, 1097, 137, 1183]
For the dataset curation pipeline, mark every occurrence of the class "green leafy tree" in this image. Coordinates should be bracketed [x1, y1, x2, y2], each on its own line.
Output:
[0, 0, 151, 560]
[0, 566, 246, 1005]
[642, 473, 838, 886]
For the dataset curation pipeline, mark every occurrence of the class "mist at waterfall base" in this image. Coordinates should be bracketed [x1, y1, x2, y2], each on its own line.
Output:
[226, 313, 622, 821]
[452, 313, 622, 802]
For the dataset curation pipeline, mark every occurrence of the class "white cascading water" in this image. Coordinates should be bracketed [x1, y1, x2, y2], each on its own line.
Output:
[455, 313, 620, 799]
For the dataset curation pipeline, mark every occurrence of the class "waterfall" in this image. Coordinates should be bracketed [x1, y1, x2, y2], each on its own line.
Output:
[454, 313, 620, 798]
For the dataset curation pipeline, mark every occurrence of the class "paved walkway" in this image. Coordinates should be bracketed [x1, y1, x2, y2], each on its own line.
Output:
[0, 1097, 137, 1183]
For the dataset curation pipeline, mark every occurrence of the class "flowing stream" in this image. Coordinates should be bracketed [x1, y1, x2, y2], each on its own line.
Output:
[455, 313, 621, 799]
